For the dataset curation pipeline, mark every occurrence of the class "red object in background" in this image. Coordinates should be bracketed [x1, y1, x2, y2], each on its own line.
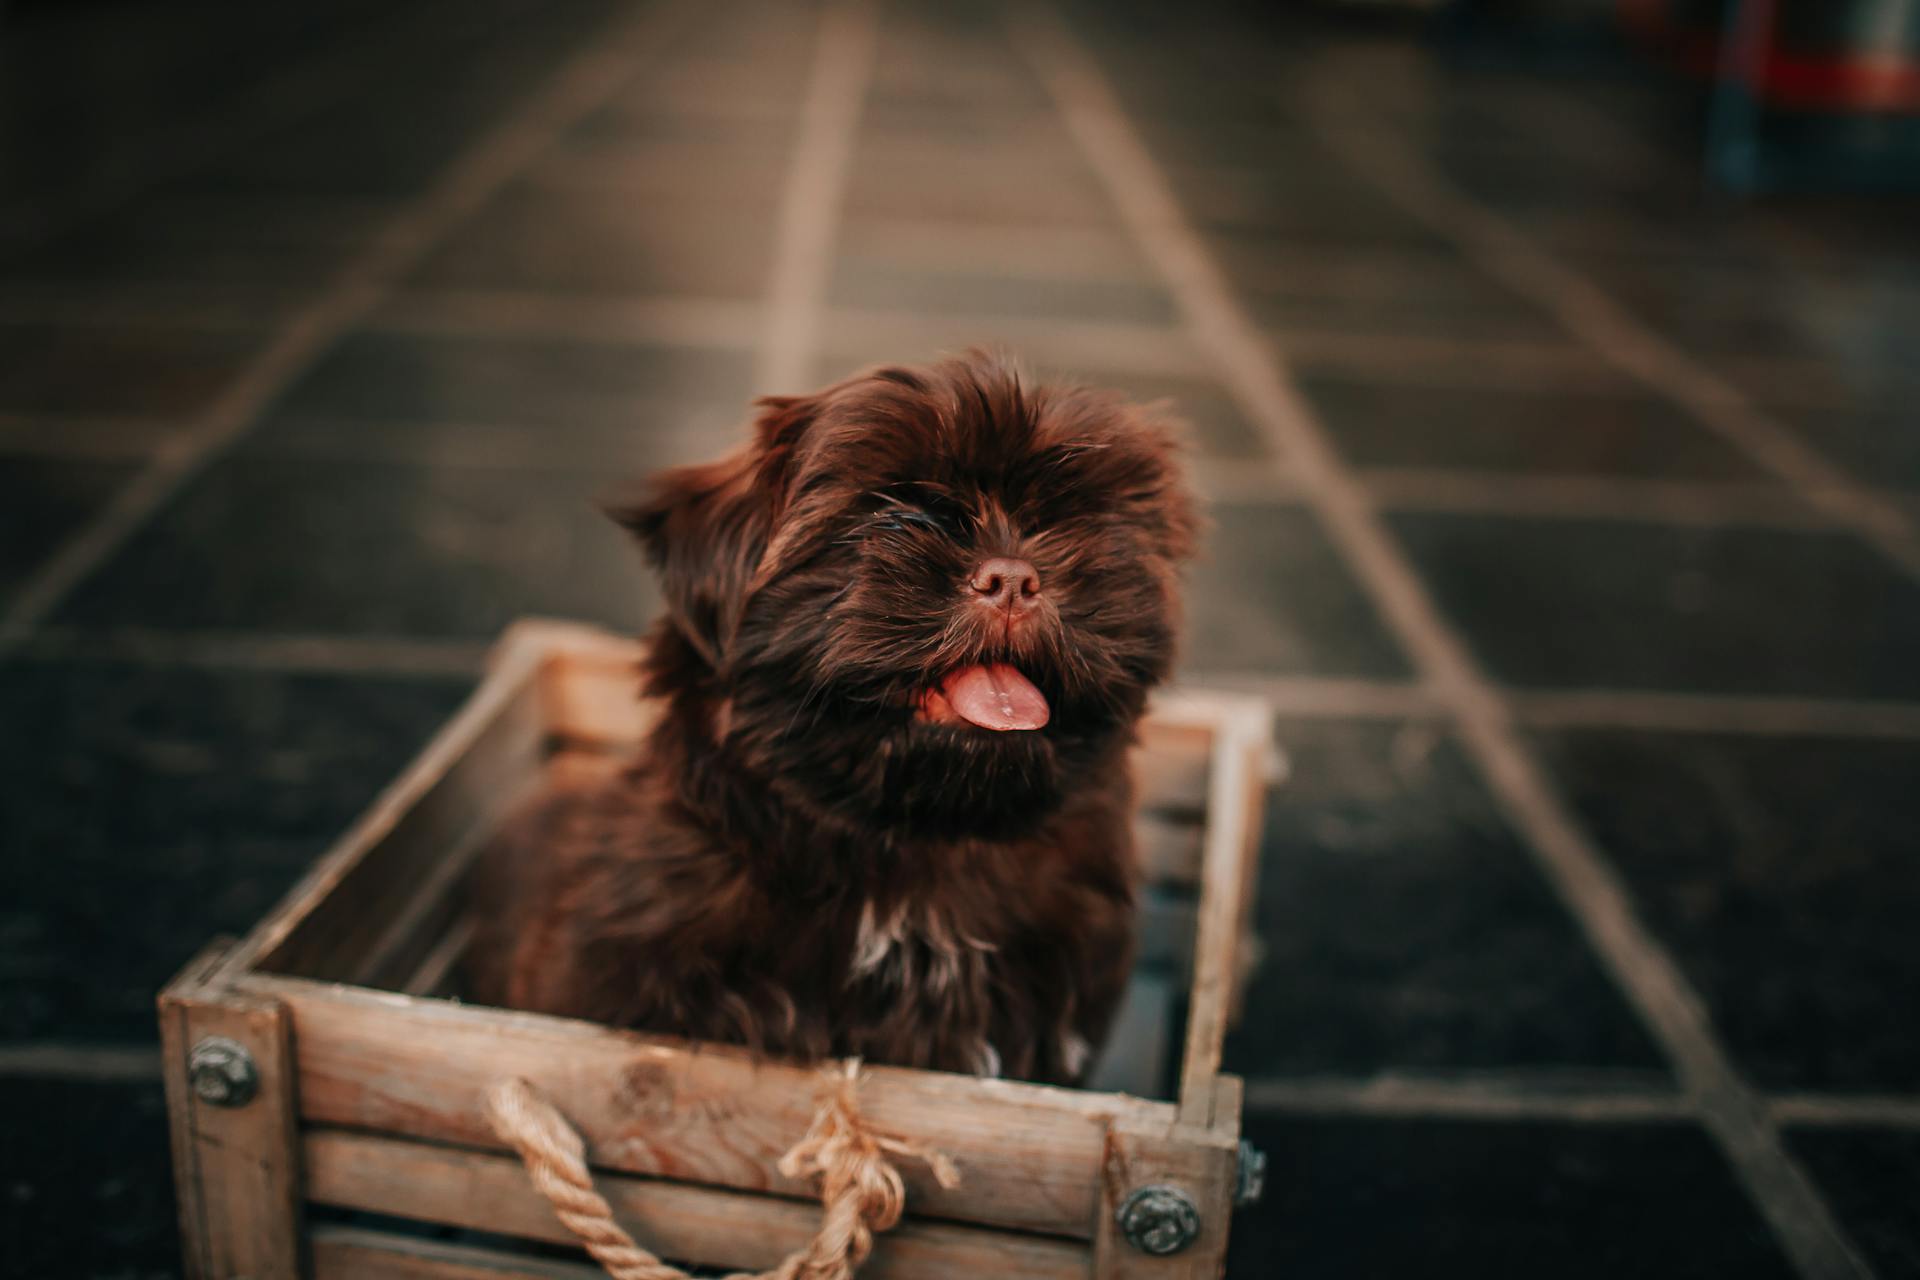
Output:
[1619, 0, 1920, 113]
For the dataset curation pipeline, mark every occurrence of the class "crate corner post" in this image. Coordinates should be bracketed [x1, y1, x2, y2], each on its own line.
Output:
[1091, 1102, 1240, 1279]
[159, 940, 306, 1280]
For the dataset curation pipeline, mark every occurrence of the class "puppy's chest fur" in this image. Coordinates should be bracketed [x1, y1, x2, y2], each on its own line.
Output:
[473, 750, 1136, 1086]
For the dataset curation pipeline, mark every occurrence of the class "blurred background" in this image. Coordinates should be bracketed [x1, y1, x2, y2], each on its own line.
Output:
[3, 0, 1918, 1275]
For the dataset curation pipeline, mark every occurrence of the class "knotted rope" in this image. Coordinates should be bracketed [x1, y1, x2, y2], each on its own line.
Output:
[485, 1060, 960, 1280]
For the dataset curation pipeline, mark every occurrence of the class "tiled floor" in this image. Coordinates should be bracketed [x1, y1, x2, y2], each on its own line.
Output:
[4, 0, 1918, 1276]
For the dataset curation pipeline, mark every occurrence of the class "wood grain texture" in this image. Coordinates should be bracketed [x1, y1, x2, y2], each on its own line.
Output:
[1175, 710, 1270, 1127]
[246, 973, 1173, 1239]
[306, 1129, 1089, 1280]
[159, 946, 304, 1279]
[173, 618, 1270, 1276]
[311, 1225, 604, 1280]
[1090, 1102, 1239, 1280]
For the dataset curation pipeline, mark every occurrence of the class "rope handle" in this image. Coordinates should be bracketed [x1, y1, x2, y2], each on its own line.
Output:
[485, 1060, 960, 1280]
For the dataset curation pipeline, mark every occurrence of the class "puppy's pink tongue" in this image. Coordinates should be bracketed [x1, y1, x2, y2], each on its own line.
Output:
[941, 664, 1050, 731]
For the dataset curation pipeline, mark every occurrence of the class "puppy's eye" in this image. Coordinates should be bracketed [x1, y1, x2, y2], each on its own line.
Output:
[872, 508, 954, 534]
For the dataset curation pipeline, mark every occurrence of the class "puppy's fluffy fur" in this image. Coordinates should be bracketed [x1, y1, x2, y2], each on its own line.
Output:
[471, 352, 1197, 1085]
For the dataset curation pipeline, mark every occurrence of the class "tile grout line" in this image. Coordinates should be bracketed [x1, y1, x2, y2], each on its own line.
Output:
[1768, 1095, 1920, 1131]
[1510, 688, 1920, 741]
[1246, 1078, 1920, 1130]
[1298, 103, 1920, 584]
[1357, 471, 1836, 530]
[0, 1043, 163, 1082]
[754, 0, 882, 394]
[1242, 1076, 1696, 1124]
[6, 627, 494, 677]
[1011, 8, 1872, 1278]
[18, 621, 1920, 742]
[0, 0, 699, 659]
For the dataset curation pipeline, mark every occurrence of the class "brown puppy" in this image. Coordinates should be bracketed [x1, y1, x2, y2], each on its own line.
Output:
[471, 352, 1198, 1085]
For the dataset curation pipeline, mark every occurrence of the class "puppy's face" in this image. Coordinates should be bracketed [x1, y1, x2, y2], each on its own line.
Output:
[619, 354, 1198, 839]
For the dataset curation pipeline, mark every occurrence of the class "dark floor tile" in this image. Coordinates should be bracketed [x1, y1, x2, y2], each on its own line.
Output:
[163, 0, 614, 202]
[1785, 1127, 1920, 1279]
[1225, 246, 1560, 342]
[860, 98, 1063, 145]
[1228, 719, 1664, 1078]
[1598, 263, 1913, 371]
[1510, 201, 1784, 274]
[844, 143, 1114, 226]
[668, 0, 821, 67]
[0, 192, 385, 298]
[1, 458, 135, 604]
[829, 262, 1174, 325]
[1429, 144, 1672, 217]
[864, 25, 1051, 119]
[0, 322, 261, 417]
[406, 181, 777, 297]
[837, 215, 1154, 282]
[1726, 352, 1920, 418]
[568, 92, 798, 147]
[57, 456, 661, 639]
[1250, 283, 1555, 343]
[1170, 165, 1449, 249]
[865, 72, 1052, 122]
[1141, 125, 1341, 186]
[1096, 373, 1271, 461]
[1285, 332, 1616, 396]
[1534, 729, 1920, 1093]
[1784, 406, 1920, 491]
[270, 331, 755, 434]
[591, 56, 809, 139]
[1390, 514, 1920, 699]
[1184, 503, 1410, 677]
[170, 92, 486, 200]
[527, 134, 793, 207]
[1299, 375, 1768, 479]
[248, 398, 751, 472]
[0, 661, 469, 1040]
[1228, 1113, 1795, 1280]
[0, 1076, 178, 1277]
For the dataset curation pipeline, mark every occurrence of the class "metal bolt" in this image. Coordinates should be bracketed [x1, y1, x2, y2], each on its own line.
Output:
[188, 1037, 258, 1108]
[1235, 1139, 1267, 1207]
[1117, 1184, 1201, 1256]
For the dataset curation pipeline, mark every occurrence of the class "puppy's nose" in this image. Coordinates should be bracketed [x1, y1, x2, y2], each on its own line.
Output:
[971, 557, 1041, 607]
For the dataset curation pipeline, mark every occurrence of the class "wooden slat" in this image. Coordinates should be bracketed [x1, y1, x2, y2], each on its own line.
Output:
[229, 634, 549, 983]
[541, 640, 657, 750]
[400, 914, 476, 998]
[311, 1225, 602, 1280]
[352, 821, 492, 991]
[159, 941, 232, 1280]
[1089, 1107, 1239, 1280]
[159, 945, 304, 1279]
[306, 1130, 1089, 1280]
[1133, 813, 1205, 887]
[251, 974, 1173, 1240]
[1132, 725, 1215, 815]
[1174, 707, 1271, 1128]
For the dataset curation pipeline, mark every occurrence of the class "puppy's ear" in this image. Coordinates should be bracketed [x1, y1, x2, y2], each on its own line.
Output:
[607, 395, 817, 670]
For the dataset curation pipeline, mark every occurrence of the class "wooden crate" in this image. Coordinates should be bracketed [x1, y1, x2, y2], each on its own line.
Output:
[159, 619, 1273, 1280]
